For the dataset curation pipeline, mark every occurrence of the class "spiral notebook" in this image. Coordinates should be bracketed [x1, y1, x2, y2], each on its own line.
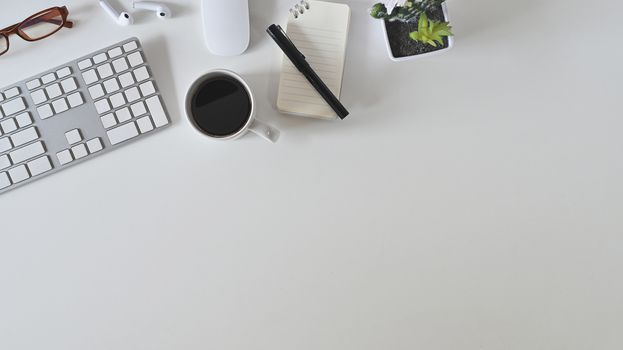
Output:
[276, 1, 351, 120]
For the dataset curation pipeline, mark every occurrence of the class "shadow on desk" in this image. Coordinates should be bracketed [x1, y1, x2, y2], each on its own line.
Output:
[142, 37, 182, 124]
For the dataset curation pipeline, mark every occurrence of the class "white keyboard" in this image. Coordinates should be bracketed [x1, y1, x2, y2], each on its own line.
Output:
[0, 37, 171, 195]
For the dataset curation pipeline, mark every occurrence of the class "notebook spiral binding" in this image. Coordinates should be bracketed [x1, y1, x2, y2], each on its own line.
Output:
[289, 0, 311, 19]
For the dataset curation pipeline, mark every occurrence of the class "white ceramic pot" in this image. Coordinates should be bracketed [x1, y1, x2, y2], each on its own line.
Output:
[382, 3, 454, 62]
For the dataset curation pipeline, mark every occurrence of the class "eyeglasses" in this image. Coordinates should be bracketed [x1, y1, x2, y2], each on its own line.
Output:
[0, 6, 74, 56]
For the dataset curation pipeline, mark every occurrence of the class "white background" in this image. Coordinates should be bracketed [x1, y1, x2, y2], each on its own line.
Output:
[1, 0, 622, 349]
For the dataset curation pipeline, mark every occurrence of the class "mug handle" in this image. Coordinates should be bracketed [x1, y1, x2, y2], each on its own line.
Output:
[249, 119, 280, 143]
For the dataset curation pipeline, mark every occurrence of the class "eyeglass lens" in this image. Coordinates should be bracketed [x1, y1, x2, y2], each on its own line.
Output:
[19, 9, 64, 40]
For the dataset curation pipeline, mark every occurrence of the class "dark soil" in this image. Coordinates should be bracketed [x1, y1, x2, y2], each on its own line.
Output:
[385, 5, 449, 58]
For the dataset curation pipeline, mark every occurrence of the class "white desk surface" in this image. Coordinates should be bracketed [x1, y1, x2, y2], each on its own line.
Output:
[1, 0, 622, 349]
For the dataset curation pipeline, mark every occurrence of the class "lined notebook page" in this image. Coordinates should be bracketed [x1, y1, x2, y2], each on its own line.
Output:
[276, 1, 351, 120]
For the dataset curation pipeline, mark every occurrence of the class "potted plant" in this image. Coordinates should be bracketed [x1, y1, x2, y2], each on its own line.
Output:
[370, 0, 453, 61]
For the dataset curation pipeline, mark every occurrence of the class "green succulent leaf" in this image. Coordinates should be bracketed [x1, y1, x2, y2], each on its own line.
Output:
[418, 12, 429, 31]
[409, 13, 453, 47]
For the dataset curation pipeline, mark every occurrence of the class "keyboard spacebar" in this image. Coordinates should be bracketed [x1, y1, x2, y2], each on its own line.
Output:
[107, 122, 138, 145]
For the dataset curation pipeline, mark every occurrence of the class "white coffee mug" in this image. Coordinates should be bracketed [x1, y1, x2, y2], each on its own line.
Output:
[185, 69, 280, 143]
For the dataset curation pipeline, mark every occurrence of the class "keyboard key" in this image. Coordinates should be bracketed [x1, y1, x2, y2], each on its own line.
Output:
[123, 41, 138, 52]
[52, 98, 69, 114]
[89, 84, 105, 99]
[0, 93, 3, 102]
[4, 87, 20, 98]
[101, 113, 117, 128]
[67, 92, 84, 108]
[133, 66, 150, 82]
[2, 97, 26, 116]
[10, 127, 38, 147]
[45, 84, 62, 99]
[112, 57, 129, 73]
[107, 122, 138, 145]
[108, 47, 123, 58]
[60, 78, 78, 93]
[97, 63, 113, 79]
[93, 53, 107, 64]
[1, 119, 17, 133]
[41, 73, 56, 84]
[26, 79, 41, 90]
[27, 156, 53, 176]
[82, 69, 98, 85]
[0, 154, 10, 170]
[78, 59, 93, 70]
[118, 72, 134, 88]
[136, 116, 154, 133]
[31, 89, 47, 104]
[57, 67, 72, 78]
[10, 141, 45, 164]
[124, 87, 140, 102]
[130, 101, 147, 117]
[37, 104, 54, 119]
[65, 129, 82, 145]
[15, 113, 32, 128]
[8, 165, 29, 183]
[103, 78, 120, 94]
[86, 138, 103, 153]
[57, 149, 73, 165]
[115, 107, 132, 123]
[0, 137, 12, 152]
[0, 172, 11, 189]
[71, 143, 88, 159]
[145, 96, 168, 127]
[127, 52, 144, 67]
[110, 93, 126, 109]
[94, 99, 111, 114]
[139, 81, 156, 97]
[116, 107, 132, 123]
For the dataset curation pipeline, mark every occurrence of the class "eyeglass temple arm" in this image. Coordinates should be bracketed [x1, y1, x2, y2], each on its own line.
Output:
[58, 6, 74, 28]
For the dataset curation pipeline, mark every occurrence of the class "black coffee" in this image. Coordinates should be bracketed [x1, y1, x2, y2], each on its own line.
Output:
[190, 76, 252, 137]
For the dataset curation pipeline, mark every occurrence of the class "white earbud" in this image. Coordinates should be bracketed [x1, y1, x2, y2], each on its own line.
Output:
[133, 1, 172, 19]
[99, 0, 134, 26]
